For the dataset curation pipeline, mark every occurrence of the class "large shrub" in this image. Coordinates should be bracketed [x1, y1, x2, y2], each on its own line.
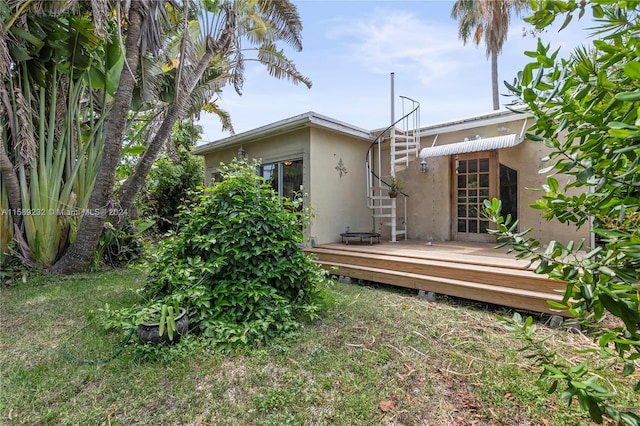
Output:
[146, 155, 204, 233]
[484, 1, 640, 424]
[140, 160, 324, 348]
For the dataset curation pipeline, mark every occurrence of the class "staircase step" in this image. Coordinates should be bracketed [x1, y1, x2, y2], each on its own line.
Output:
[394, 148, 418, 155]
[394, 142, 418, 148]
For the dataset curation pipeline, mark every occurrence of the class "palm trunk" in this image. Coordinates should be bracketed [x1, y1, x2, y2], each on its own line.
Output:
[491, 50, 499, 110]
[0, 141, 22, 227]
[50, 7, 143, 274]
[114, 101, 183, 229]
[114, 12, 237, 230]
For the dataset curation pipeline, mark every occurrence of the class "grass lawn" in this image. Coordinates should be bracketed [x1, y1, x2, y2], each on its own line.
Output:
[0, 269, 636, 425]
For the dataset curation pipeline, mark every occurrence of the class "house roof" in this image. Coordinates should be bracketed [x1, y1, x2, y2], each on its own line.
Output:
[419, 108, 531, 136]
[192, 111, 373, 155]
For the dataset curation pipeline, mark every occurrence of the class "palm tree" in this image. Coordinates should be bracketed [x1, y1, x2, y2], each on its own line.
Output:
[1, 4, 114, 267]
[2, 0, 310, 272]
[451, 0, 528, 110]
[51, 0, 311, 273]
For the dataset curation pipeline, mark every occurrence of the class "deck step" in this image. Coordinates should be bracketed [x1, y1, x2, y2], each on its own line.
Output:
[306, 245, 569, 316]
[308, 247, 561, 293]
[317, 261, 565, 315]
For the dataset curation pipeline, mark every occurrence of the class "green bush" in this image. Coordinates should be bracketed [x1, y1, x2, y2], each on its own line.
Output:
[146, 155, 203, 233]
[139, 160, 324, 349]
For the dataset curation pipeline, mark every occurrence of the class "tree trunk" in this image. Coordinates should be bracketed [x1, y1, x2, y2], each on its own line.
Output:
[50, 7, 143, 274]
[491, 50, 499, 110]
[0, 140, 22, 227]
[114, 12, 237, 230]
[114, 101, 183, 229]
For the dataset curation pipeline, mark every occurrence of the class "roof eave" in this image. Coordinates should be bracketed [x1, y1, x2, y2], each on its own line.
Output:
[419, 108, 532, 136]
[192, 112, 372, 155]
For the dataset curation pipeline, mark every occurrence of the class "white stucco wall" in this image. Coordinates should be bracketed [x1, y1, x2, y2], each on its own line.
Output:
[398, 117, 590, 246]
[308, 127, 372, 244]
[198, 126, 372, 246]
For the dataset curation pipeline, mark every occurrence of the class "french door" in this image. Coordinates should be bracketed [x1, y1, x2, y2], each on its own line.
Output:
[452, 152, 498, 242]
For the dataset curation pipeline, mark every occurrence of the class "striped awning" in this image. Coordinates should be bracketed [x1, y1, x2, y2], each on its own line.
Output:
[419, 133, 523, 158]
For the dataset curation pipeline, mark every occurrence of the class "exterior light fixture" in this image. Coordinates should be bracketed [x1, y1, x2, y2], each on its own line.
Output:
[420, 159, 428, 173]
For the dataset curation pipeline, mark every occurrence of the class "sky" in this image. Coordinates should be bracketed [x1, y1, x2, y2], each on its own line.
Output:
[196, 0, 593, 144]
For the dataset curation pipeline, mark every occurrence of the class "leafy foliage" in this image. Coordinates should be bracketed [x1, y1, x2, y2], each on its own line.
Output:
[144, 121, 204, 233]
[1, 11, 118, 268]
[485, 1, 640, 423]
[94, 219, 154, 268]
[134, 160, 324, 350]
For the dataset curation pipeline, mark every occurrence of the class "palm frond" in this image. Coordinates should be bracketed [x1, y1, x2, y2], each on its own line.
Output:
[452, 0, 527, 56]
[141, 55, 164, 105]
[231, 46, 245, 94]
[256, 41, 311, 88]
[185, 74, 227, 117]
[257, 0, 302, 51]
[134, 0, 174, 57]
[201, 100, 234, 134]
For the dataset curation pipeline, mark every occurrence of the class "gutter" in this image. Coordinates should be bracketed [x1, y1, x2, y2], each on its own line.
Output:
[419, 108, 532, 136]
[192, 111, 373, 155]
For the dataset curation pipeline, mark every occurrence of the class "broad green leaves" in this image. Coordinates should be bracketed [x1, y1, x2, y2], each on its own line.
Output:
[138, 160, 324, 350]
[493, 1, 640, 423]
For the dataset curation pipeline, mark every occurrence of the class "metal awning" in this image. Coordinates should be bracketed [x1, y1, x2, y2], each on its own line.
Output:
[419, 133, 523, 158]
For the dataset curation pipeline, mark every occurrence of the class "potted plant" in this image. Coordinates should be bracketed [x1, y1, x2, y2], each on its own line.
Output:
[388, 176, 403, 198]
[137, 301, 189, 345]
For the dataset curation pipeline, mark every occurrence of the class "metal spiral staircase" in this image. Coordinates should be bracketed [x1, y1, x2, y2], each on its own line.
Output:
[366, 96, 420, 242]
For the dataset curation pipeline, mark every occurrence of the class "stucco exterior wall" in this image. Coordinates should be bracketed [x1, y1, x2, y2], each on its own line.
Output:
[398, 154, 451, 241]
[498, 139, 589, 246]
[396, 118, 590, 246]
[202, 129, 310, 179]
[308, 127, 371, 244]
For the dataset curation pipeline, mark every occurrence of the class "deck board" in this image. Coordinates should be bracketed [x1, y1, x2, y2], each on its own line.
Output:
[306, 240, 569, 316]
[314, 241, 530, 269]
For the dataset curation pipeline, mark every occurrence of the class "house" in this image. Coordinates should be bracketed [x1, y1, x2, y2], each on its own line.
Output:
[192, 112, 374, 246]
[192, 108, 590, 249]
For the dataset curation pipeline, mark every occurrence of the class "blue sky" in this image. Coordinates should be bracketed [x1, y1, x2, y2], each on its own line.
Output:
[197, 0, 592, 143]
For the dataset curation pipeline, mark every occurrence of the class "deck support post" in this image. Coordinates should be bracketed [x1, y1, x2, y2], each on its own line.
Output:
[418, 290, 437, 302]
[548, 315, 563, 329]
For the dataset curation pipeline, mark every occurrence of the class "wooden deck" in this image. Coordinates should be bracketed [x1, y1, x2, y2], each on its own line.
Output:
[305, 240, 569, 316]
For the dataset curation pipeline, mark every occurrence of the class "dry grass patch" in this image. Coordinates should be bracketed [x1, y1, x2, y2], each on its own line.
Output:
[1, 271, 636, 425]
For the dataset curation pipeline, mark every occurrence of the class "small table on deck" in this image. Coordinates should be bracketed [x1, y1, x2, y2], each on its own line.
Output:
[340, 232, 381, 245]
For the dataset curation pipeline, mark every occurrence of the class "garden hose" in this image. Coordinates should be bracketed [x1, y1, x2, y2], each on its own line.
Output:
[61, 322, 135, 365]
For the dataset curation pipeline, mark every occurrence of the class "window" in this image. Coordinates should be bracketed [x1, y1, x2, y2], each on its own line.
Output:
[260, 159, 303, 201]
[207, 168, 222, 184]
